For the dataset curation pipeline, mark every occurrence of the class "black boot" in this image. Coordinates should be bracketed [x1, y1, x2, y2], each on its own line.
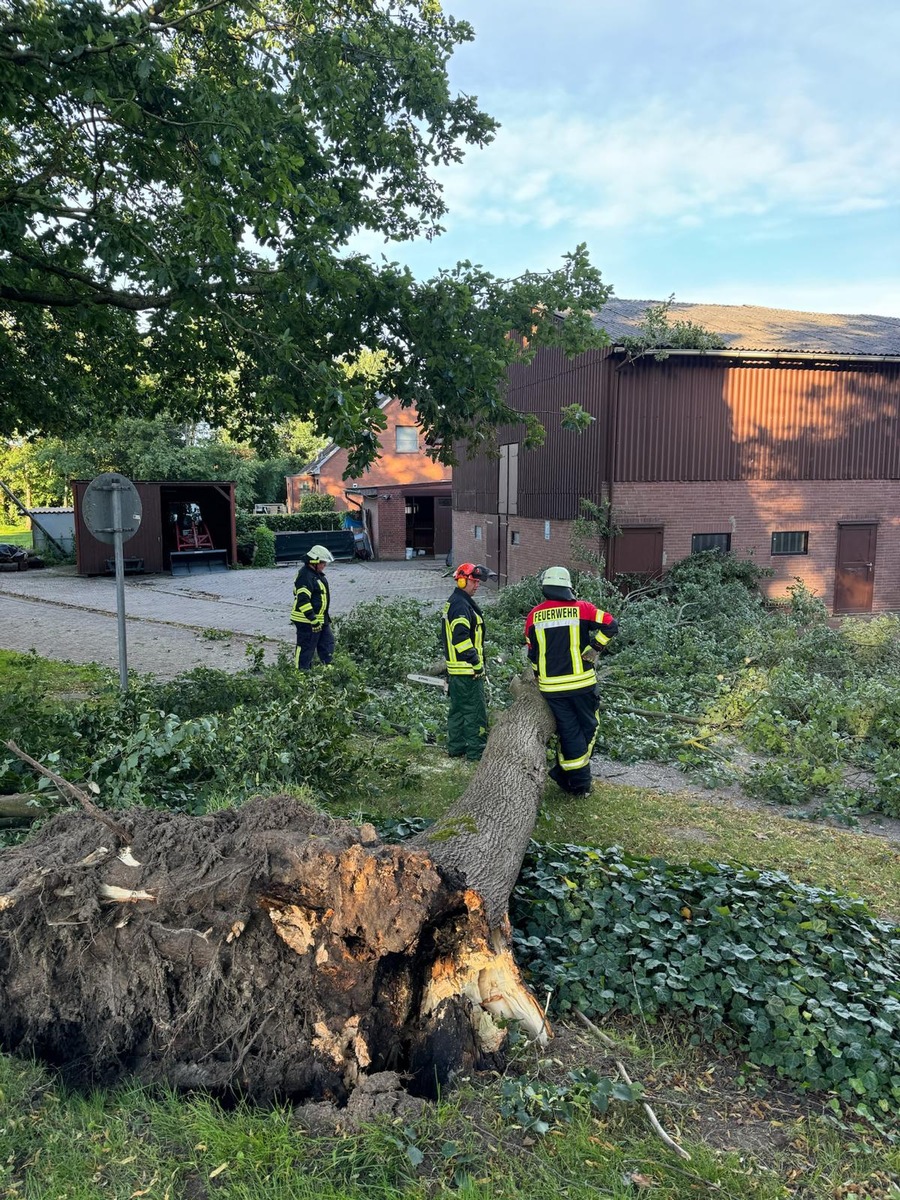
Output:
[548, 763, 572, 793]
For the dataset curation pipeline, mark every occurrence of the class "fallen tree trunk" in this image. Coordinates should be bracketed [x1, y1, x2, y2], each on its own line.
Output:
[0, 793, 45, 819]
[0, 675, 556, 1103]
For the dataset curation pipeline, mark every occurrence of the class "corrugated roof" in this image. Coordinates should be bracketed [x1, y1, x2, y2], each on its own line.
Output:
[593, 298, 900, 356]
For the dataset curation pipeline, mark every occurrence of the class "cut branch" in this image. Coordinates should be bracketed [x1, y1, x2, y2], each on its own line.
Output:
[3, 740, 130, 843]
[574, 1009, 691, 1161]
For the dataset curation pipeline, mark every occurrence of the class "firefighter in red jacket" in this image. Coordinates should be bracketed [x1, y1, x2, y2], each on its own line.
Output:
[524, 566, 618, 796]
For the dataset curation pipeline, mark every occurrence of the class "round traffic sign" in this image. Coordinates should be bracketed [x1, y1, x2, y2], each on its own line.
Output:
[82, 473, 143, 545]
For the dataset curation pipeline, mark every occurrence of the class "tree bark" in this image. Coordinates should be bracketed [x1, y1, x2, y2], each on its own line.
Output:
[0, 675, 555, 1103]
[0, 793, 45, 819]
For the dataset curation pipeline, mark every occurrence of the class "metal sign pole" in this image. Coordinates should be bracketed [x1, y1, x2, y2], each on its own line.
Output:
[81, 473, 142, 687]
[111, 482, 129, 692]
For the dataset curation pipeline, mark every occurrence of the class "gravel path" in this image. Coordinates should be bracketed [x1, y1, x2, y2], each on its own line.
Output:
[0, 560, 453, 679]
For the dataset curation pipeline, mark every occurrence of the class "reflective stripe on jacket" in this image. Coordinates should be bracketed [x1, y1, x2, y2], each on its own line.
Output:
[442, 589, 485, 677]
[291, 564, 330, 627]
[524, 599, 617, 693]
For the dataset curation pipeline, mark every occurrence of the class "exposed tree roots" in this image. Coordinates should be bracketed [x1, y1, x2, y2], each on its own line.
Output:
[0, 676, 557, 1104]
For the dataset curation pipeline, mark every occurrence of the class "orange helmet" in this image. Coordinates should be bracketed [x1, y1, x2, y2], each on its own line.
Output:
[453, 562, 494, 585]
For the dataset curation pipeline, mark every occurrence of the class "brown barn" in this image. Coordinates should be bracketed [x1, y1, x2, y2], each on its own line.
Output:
[286, 397, 451, 560]
[452, 300, 900, 613]
[73, 480, 237, 576]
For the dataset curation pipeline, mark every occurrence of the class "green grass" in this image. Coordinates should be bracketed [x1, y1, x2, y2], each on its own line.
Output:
[0, 524, 32, 549]
[541, 780, 900, 920]
[0, 649, 115, 697]
[358, 746, 900, 919]
[1, 1051, 896, 1199]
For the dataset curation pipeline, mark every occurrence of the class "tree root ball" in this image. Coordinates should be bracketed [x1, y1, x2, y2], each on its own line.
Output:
[0, 796, 545, 1103]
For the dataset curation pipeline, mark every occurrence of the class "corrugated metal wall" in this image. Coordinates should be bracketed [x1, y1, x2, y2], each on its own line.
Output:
[454, 350, 900, 516]
[615, 358, 900, 480]
[453, 346, 610, 518]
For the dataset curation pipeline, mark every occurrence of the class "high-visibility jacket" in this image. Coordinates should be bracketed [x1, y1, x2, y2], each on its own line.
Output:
[524, 599, 617, 693]
[442, 588, 485, 677]
[290, 564, 330, 628]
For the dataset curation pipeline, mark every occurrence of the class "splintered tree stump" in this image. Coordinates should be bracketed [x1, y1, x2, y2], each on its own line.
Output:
[0, 675, 557, 1103]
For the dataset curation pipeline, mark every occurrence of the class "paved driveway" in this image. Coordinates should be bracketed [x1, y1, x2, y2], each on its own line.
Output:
[0, 560, 456, 679]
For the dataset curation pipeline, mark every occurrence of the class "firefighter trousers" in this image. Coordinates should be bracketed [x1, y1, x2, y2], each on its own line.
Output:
[545, 685, 599, 794]
[294, 622, 335, 670]
[447, 674, 488, 761]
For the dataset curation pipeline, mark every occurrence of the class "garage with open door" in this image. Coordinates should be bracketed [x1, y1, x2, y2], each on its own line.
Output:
[73, 480, 237, 576]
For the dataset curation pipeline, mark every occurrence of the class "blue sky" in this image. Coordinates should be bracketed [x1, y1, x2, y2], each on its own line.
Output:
[359, 0, 900, 317]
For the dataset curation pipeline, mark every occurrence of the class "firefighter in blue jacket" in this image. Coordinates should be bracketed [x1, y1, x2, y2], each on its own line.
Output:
[291, 545, 335, 670]
[442, 562, 494, 760]
[524, 566, 618, 796]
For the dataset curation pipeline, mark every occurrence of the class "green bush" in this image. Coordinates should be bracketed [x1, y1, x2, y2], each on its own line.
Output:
[235, 511, 344, 542]
[253, 523, 276, 568]
[298, 492, 337, 514]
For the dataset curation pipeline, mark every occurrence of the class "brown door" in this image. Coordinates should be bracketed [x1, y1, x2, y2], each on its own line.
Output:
[834, 523, 877, 613]
[434, 497, 452, 557]
[613, 526, 664, 578]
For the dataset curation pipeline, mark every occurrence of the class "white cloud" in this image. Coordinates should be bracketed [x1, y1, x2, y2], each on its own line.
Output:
[431, 93, 900, 237]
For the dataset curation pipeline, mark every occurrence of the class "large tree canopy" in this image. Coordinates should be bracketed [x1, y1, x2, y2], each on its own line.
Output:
[0, 0, 610, 469]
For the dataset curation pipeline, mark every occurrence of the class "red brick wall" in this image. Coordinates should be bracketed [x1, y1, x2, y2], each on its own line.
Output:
[454, 480, 900, 612]
[372, 491, 409, 560]
[287, 399, 449, 511]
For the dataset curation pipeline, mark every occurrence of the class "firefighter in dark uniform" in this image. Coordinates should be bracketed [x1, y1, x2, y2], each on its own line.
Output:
[524, 566, 618, 796]
[442, 562, 494, 761]
[291, 544, 335, 670]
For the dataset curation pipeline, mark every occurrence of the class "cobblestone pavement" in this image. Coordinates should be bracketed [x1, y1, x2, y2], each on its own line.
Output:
[0, 559, 457, 679]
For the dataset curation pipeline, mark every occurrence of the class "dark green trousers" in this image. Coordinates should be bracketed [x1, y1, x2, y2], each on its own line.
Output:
[447, 674, 487, 761]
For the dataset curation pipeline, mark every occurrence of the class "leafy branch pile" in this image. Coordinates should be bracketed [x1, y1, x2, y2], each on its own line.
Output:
[7, 551, 900, 824]
[499, 1069, 641, 1136]
[0, 656, 381, 813]
[473, 553, 900, 819]
[512, 843, 900, 1122]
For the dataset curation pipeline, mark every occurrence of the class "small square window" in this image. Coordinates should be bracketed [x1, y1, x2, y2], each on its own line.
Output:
[511, 531, 520, 545]
[771, 531, 809, 556]
[395, 426, 418, 453]
[474, 525, 482, 541]
[691, 532, 731, 554]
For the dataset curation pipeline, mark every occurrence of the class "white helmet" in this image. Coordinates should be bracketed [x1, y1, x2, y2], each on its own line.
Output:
[540, 566, 572, 589]
[306, 544, 335, 564]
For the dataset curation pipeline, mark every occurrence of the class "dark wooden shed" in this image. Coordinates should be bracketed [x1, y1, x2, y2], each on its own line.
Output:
[73, 480, 237, 576]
